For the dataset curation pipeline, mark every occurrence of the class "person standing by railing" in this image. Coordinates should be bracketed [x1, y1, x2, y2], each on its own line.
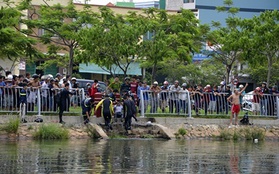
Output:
[269, 86, 279, 116]
[150, 81, 161, 113]
[0, 76, 6, 108]
[252, 87, 261, 115]
[139, 81, 150, 113]
[160, 81, 169, 113]
[19, 83, 28, 123]
[169, 80, 181, 114]
[58, 83, 73, 124]
[260, 82, 269, 116]
[179, 83, 188, 115]
[27, 74, 41, 111]
[5, 75, 14, 110]
[224, 85, 232, 115]
[192, 84, 203, 116]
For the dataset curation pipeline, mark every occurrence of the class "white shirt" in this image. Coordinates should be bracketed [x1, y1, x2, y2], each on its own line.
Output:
[179, 88, 189, 100]
[114, 105, 123, 113]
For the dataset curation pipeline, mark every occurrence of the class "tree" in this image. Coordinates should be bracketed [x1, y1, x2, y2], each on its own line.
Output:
[140, 8, 202, 82]
[240, 10, 279, 86]
[206, 0, 245, 84]
[18, 0, 98, 74]
[0, 5, 38, 73]
[77, 7, 144, 77]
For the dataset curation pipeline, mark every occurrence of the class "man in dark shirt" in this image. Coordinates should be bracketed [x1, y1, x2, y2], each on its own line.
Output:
[120, 77, 131, 96]
[81, 97, 94, 124]
[123, 94, 137, 132]
[59, 83, 73, 124]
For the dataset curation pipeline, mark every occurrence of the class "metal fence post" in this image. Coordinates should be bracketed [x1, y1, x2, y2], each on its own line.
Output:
[37, 88, 42, 117]
[140, 90, 145, 117]
[187, 91, 192, 118]
[277, 96, 279, 119]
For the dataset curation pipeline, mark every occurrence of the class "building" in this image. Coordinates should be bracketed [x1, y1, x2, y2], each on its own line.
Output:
[166, 0, 279, 26]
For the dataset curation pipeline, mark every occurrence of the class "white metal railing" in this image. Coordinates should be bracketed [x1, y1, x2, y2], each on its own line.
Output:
[0, 87, 85, 114]
[139, 90, 278, 118]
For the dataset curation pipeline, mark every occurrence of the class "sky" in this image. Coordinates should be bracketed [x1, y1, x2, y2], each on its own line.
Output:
[89, 0, 150, 5]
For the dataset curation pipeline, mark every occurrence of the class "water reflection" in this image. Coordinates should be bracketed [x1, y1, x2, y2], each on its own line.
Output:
[0, 139, 278, 173]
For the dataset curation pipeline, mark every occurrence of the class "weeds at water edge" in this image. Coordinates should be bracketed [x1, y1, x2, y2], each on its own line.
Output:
[33, 124, 69, 140]
[0, 118, 20, 134]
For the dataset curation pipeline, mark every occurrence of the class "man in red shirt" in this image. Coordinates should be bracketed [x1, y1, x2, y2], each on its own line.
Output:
[90, 79, 99, 99]
[130, 76, 138, 94]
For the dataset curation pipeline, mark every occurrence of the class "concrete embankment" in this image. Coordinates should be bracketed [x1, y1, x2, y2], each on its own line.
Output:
[0, 115, 279, 140]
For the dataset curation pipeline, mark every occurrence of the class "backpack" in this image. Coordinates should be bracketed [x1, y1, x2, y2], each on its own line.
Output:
[240, 112, 251, 125]
[34, 118, 43, 123]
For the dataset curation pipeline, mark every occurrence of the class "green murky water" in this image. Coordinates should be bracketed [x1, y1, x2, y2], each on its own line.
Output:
[0, 139, 278, 174]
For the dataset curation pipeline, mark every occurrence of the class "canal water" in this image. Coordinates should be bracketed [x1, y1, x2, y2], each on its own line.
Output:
[0, 139, 278, 174]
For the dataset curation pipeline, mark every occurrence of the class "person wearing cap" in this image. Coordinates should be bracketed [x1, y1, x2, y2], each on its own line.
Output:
[120, 77, 131, 96]
[227, 83, 248, 126]
[95, 94, 114, 130]
[260, 82, 270, 115]
[238, 84, 246, 110]
[169, 80, 181, 114]
[179, 83, 189, 114]
[160, 81, 169, 113]
[150, 81, 161, 113]
[81, 97, 94, 124]
[203, 84, 212, 116]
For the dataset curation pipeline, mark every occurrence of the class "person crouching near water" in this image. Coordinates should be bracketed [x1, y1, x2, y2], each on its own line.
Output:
[95, 94, 114, 130]
[227, 83, 248, 127]
[114, 101, 123, 122]
[123, 94, 137, 132]
[81, 97, 94, 124]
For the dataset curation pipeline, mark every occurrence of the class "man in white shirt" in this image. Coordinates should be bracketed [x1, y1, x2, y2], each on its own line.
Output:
[179, 83, 189, 115]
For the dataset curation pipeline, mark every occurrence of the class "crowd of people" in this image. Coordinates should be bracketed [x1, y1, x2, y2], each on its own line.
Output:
[0, 71, 278, 128]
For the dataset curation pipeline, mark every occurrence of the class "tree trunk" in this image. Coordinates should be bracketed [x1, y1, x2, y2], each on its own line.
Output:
[267, 56, 272, 87]
[226, 64, 232, 86]
[68, 47, 74, 75]
[151, 63, 157, 83]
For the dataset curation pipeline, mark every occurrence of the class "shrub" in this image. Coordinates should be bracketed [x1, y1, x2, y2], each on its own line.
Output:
[219, 129, 231, 140]
[251, 128, 265, 141]
[0, 118, 20, 134]
[33, 124, 69, 140]
[178, 128, 187, 137]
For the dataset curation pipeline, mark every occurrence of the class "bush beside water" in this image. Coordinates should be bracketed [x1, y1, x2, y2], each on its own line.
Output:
[0, 118, 20, 134]
[33, 124, 69, 140]
[219, 127, 265, 141]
